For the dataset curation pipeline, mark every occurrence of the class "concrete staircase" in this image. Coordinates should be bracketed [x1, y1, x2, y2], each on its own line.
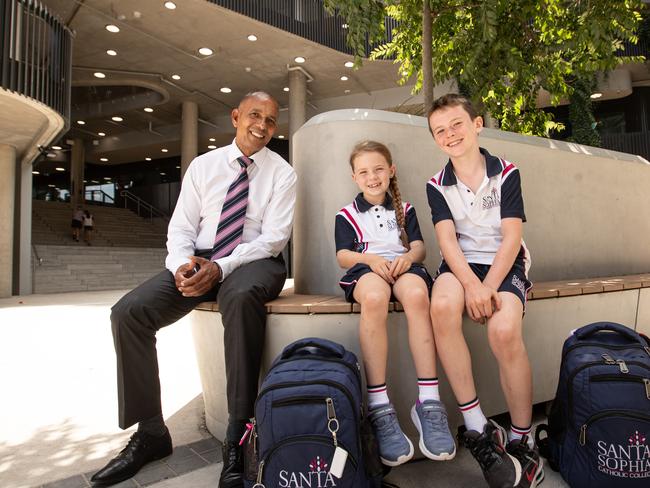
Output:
[32, 200, 168, 248]
[32, 245, 168, 294]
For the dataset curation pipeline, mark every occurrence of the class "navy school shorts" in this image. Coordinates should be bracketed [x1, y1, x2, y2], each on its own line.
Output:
[436, 259, 532, 309]
[339, 262, 434, 303]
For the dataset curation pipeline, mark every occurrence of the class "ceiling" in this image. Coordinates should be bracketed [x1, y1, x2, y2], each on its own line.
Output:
[37, 0, 406, 168]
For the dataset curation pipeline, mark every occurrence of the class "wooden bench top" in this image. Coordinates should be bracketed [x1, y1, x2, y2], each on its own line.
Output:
[195, 273, 650, 314]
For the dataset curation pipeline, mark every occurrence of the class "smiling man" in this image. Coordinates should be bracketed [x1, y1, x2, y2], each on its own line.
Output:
[91, 92, 297, 488]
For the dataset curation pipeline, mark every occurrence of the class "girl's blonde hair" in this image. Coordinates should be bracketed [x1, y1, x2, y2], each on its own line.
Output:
[349, 140, 409, 249]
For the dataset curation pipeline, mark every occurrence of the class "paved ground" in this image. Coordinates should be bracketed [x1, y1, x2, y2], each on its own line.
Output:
[0, 288, 568, 488]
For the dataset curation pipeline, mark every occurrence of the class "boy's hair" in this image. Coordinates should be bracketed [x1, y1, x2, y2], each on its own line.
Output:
[426, 93, 479, 133]
[349, 140, 409, 249]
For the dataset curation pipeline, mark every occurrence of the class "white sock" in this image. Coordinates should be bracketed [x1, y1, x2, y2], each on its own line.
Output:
[459, 397, 488, 433]
[367, 383, 389, 409]
[510, 424, 534, 448]
[417, 377, 440, 402]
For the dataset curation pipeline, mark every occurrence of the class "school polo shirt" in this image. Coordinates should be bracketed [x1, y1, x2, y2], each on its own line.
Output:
[335, 193, 424, 260]
[426, 148, 531, 273]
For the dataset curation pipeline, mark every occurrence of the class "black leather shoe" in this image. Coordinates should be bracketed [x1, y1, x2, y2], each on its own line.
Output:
[91, 429, 173, 486]
[219, 440, 244, 488]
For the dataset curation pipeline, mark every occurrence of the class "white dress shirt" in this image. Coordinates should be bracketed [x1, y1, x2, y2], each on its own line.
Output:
[165, 140, 297, 280]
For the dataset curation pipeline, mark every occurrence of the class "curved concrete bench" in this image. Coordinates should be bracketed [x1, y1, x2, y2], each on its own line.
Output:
[191, 273, 650, 441]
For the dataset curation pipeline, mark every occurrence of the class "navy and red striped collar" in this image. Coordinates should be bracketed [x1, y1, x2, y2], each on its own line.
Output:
[354, 192, 394, 212]
[438, 147, 504, 186]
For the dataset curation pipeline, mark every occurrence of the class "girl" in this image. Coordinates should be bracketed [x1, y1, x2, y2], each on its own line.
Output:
[334, 140, 455, 467]
[83, 209, 94, 246]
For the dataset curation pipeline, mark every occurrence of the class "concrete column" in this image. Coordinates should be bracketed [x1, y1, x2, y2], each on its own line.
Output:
[70, 138, 85, 208]
[288, 68, 307, 141]
[181, 101, 198, 178]
[13, 158, 33, 295]
[0, 144, 16, 298]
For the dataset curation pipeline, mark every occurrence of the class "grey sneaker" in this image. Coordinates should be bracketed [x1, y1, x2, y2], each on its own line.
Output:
[460, 420, 522, 488]
[410, 399, 456, 460]
[369, 403, 414, 466]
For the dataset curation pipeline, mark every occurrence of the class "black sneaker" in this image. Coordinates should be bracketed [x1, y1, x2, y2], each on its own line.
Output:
[506, 436, 544, 488]
[459, 420, 522, 488]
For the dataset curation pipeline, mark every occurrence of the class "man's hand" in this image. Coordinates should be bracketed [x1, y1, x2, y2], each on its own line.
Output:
[389, 255, 412, 279]
[367, 254, 395, 284]
[175, 256, 222, 297]
[464, 281, 502, 324]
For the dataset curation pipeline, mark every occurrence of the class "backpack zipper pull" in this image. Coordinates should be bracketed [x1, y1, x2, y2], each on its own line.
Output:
[602, 354, 616, 365]
[250, 418, 258, 454]
[579, 424, 587, 446]
[253, 460, 265, 488]
[326, 397, 339, 446]
[617, 359, 629, 373]
[644, 379, 650, 400]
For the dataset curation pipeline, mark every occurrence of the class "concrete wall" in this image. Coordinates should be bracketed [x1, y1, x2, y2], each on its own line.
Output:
[0, 145, 16, 297]
[291, 110, 650, 295]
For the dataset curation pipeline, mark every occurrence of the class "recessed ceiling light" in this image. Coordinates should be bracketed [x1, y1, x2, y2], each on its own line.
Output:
[208, 145, 217, 149]
[294, 56, 306, 63]
[278, 135, 285, 139]
[247, 34, 257, 42]
[105, 24, 120, 33]
[171, 74, 181, 80]
[160, 172, 166, 176]
[111, 116, 123, 122]
[91, 180, 99, 183]
[340, 76, 349, 81]
[283, 87, 290, 92]
[52, 145, 62, 150]
[344, 61, 354, 68]
[48, 184, 55, 188]
[198, 47, 213, 56]
[144, 107, 154, 112]
[100, 157, 108, 162]
[164, 1, 176, 9]
[220, 87, 232, 93]
[83, 180, 87, 183]
[98, 132, 106, 136]
[55, 167, 65, 171]
[245, 67, 252, 72]
[161, 148, 168, 153]
[145, 157, 152, 161]
[104, 177, 111, 180]
[94, 72, 106, 79]
[77, 120, 85, 125]
[32, 171, 40, 175]
[590, 92, 603, 99]
[47, 153, 57, 158]
[175, 166, 181, 169]
[106, 49, 117, 56]
[342, 23, 349, 29]
[209, 137, 216, 142]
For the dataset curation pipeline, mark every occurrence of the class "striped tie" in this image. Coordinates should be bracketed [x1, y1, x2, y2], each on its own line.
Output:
[211, 156, 252, 260]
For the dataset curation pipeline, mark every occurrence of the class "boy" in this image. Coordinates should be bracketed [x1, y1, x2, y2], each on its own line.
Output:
[426, 94, 543, 488]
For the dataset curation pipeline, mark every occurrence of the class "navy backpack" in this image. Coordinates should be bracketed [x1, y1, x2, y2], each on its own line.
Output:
[243, 337, 386, 488]
[536, 322, 650, 487]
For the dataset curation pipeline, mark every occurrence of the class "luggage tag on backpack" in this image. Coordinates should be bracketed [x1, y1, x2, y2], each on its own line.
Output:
[329, 446, 348, 478]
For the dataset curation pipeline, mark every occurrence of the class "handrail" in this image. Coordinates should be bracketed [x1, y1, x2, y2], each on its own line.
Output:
[0, 0, 73, 121]
[31, 243, 42, 265]
[120, 190, 170, 223]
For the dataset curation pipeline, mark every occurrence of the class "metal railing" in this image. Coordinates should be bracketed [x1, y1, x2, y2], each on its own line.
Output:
[601, 131, 650, 161]
[85, 189, 115, 205]
[120, 190, 170, 223]
[0, 0, 73, 121]
[209, 0, 396, 56]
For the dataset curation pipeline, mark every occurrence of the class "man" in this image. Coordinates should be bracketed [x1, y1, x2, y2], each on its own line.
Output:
[91, 92, 297, 488]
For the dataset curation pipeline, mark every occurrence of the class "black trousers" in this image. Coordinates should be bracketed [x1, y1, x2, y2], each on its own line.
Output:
[110, 255, 287, 429]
